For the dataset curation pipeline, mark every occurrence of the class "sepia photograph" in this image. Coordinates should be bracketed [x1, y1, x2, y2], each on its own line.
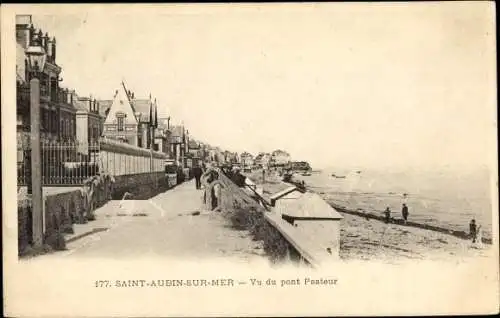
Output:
[2, 2, 498, 317]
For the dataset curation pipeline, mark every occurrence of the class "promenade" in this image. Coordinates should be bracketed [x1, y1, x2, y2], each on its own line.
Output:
[39, 180, 266, 262]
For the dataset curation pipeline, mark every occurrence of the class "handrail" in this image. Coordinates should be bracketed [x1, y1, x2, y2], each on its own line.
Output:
[244, 183, 272, 211]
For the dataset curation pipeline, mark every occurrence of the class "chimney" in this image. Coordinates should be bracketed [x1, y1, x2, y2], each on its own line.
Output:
[52, 37, 56, 62]
[37, 30, 43, 46]
[24, 59, 29, 81]
[66, 89, 71, 104]
[47, 37, 53, 61]
[43, 32, 49, 53]
[28, 24, 35, 46]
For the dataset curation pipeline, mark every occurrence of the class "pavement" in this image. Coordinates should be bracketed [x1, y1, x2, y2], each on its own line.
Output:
[41, 180, 267, 262]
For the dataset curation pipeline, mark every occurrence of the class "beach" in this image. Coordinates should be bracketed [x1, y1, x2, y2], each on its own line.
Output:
[246, 168, 494, 262]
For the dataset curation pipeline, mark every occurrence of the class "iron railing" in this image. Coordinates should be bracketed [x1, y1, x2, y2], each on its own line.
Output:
[17, 138, 168, 186]
[17, 140, 100, 186]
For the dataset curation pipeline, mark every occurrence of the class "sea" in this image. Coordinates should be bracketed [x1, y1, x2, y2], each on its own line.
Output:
[298, 166, 495, 239]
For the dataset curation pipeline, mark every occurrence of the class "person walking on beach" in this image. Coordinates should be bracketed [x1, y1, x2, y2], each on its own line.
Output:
[401, 204, 409, 224]
[383, 207, 391, 224]
[469, 219, 477, 243]
[193, 165, 203, 190]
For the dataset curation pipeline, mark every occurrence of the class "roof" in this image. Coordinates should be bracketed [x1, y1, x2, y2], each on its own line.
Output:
[272, 149, 290, 156]
[278, 192, 343, 220]
[188, 139, 199, 149]
[270, 186, 299, 202]
[255, 153, 271, 161]
[131, 99, 151, 122]
[98, 100, 113, 117]
[74, 99, 88, 112]
[157, 117, 171, 130]
[170, 125, 184, 138]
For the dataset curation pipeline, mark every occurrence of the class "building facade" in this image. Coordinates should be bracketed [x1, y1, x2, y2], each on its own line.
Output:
[255, 152, 271, 168]
[101, 82, 168, 151]
[74, 95, 105, 160]
[240, 152, 254, 167]
[16, 15, 76, 143]
[271, 149, 291, 166]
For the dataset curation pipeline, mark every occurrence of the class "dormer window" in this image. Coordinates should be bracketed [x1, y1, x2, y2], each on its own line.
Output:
[116, 112, 126, 131]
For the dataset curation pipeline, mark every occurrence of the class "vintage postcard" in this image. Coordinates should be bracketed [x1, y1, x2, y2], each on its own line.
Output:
[2, 2, 498, 317]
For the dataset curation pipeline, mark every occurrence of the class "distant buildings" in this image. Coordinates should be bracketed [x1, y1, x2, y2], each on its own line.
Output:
[271, 149, 291, 167]
[254, 152, 271, 168]
[240, 152, 254, 167]
[169, 125, 187, 165]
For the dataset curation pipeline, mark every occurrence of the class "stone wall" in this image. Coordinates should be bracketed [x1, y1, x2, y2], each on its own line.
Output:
[112, 172, 169, 200]
[18, 198, 32, 253]
[44, 189, 85, 237]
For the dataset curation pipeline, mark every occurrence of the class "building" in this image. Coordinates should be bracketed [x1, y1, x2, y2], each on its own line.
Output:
[101, 82, 167, 150]
[154, 117, 172, 155]
[240, 152, 254, 168]
[254, 152, 271, 168]
[168, 125, 182, 165]
[16, 15, 75, 143]
[74, 94, 105, 159]
[271, 149, 291, 167]
[188, 139, 201, 158]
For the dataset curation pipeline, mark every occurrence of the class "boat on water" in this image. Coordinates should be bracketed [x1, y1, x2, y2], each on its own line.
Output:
[331, 173, 346, 179]
[301, 171, 312, 176]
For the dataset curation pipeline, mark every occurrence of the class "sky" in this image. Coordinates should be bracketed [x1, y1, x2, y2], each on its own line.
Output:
[26, 3, 496, 170]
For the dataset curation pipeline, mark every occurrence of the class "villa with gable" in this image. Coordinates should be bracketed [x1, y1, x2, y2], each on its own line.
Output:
[100, 82, 169, 153]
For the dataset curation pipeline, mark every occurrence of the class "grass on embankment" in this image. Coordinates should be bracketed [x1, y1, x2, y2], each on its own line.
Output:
[223, 176, 302, 265]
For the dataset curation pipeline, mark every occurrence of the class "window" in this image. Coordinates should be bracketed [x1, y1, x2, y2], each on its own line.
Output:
[116, 112, 126, 132]
[117, 117, 124, 131]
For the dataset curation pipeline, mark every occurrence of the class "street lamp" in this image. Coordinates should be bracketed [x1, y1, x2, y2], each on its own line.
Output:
[26, 45, 47, 76]
[25, 42, 46, 248]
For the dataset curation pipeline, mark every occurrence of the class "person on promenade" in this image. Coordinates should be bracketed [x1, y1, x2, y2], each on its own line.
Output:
[383, 207, 391, 224]
[193, 165, 203, 190]
[475, 224, 483, 248]
[231, 166, 246, 187]
[401, 203, 409, 224]
[469, 219, 477, 243]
